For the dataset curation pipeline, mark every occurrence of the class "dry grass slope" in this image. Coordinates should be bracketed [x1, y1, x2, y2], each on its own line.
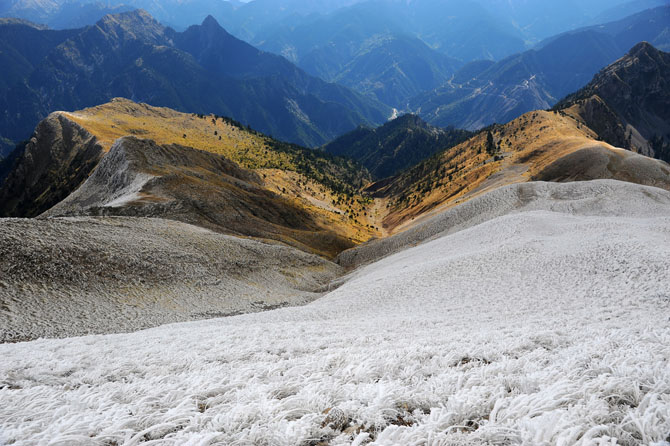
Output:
[55, 99, 383, 256]
[370, 110, 670, 233]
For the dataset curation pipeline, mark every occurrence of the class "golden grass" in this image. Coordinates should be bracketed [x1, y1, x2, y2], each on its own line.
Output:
[379, 110, 615, 232]
[63, 99, 285, 168]
[61, 98, 380, 255]
[61, 99, 623, 252]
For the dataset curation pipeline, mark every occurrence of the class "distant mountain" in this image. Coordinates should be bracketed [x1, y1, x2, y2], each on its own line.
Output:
[0, 0, 366, 32]
[4, 0, 660, 46]
[329, 34, 461, 108]
[256, 3, 406, 78]
[410, 6, 670, 130]
[0, 19, 77, 91]
[256, 0, 525, 67]
[483, 0, 656, 43]
[45, 2, 135, 29]
[0, 0, 239, 30]
[0, 10, 389, 148]
[322, 114, 471, 179]
[590, 0, 669, 28]
[555, 42, 670, 163]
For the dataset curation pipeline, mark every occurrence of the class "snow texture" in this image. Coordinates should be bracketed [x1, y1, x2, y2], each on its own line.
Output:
[1, 180, 670, 445]
[0, 217, 339, 342]
[338, 179, 670, 268]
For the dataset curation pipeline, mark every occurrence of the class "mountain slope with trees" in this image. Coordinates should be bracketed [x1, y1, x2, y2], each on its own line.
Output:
[322, 114, 472, 179]
[555, 42, 670, 163]
[0, 98, 381, 257]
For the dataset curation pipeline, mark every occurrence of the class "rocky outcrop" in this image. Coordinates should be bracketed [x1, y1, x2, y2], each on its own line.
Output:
[0, 112, 103, 217]
[556, 42, 670, 161]
[44, 136, 357, 257]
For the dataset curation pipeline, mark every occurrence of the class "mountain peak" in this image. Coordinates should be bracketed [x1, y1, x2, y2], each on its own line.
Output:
[201, 15, 221, 29]
[96, 9, 167, 45]
[100, 8, 154, 26]
[628, 41, 654, 56]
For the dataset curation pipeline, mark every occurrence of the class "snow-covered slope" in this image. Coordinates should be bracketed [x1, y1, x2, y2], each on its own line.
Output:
[1, 180, 670, 445]
[0, 217, 340, 342]
[339, 179, 670, 268]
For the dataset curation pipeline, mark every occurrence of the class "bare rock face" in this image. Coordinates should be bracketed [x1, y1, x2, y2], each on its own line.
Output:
[0, 112, 103, 217]
[556, 42, 670, 161]
[44, 136, 355, 257]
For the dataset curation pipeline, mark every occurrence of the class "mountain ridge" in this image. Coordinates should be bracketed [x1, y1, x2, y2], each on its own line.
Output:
[554, 41, 670, 162]
[409, 6, 670, 130]
[0, 98, 383, 257]
[322, 114, 472, 179]
[0, 9, 390, 149]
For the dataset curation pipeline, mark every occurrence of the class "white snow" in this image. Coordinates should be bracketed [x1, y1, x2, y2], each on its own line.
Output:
[2, 182, 670, 445]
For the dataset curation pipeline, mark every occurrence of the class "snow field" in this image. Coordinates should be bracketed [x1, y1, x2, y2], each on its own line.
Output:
[1, 209, 670, 445]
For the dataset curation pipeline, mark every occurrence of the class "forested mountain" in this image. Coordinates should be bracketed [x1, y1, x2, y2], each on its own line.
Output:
[322, 114, 471, 179]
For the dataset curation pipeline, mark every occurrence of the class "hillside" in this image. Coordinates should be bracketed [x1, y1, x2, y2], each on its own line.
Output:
[2, 180, 669, 444]
[369, 109, 670, 232]
[0, 99, 382, 257]
[555, 42, 670, 163]
[0, 216, 340, 342]
[322, 114, 472, 179]
[0, 10, 390, 149]
[410, 6, 670, 130]
[0, 19, 77, 92]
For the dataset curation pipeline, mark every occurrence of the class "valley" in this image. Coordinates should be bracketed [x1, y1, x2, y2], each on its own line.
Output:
[1, 2, 670, 445]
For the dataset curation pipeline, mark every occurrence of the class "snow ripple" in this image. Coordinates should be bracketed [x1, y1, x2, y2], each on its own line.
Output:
[1, 210, 670, 445]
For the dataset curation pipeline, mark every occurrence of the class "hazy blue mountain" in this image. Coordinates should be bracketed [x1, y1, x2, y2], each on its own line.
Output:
[410, 6, 670, 130]
[0, 10, 389, 148]
[256, 2, 403, 71]
[43, 3, 134, 29]
[0, 0, 240, 30]
[0, 0, 363, 32]
[322, 114, 472, 179]
[256, 0, 526, 65]
[4, 0, 659, 44]
[592, 0, 669, 24]
[482, 0, 652, 42]
[331, 34, 461, 108]
[0, 19, 77, 91]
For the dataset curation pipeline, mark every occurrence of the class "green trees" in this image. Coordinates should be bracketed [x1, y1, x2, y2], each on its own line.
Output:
[486, 130, 498, 155]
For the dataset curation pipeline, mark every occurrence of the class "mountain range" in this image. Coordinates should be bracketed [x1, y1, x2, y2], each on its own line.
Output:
[6, 0, 666, 49]
[409, 6, 670, 130]
[0, 37, 669, 349]
[2, 41, 669, 243]
[2, 4, 669, 150]
[1, 2, 670, 444]
[0, 10, 389, 150]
